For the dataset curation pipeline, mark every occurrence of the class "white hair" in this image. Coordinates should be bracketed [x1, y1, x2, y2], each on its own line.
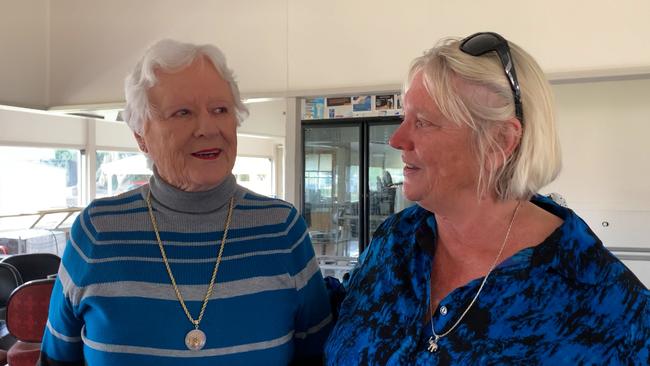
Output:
[406, 36, 562, 200]
[123, 39, 249, 134]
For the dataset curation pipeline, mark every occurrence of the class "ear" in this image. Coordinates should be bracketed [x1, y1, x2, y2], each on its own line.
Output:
[499, 117, 523, 158]
[133, 132, 148, 153]
[489, 117, 522, 169]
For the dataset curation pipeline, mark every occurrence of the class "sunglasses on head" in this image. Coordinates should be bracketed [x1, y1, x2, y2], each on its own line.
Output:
[459, 32, 523, 123]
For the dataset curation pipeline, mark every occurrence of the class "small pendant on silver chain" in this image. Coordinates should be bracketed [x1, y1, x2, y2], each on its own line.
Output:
[425, 202, 522, 354]
[427, 335, 440, 353]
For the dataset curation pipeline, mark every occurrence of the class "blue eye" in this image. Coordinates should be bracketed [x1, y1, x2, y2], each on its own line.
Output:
[415, 118, 437, 128]
[172, 109, 191, 118]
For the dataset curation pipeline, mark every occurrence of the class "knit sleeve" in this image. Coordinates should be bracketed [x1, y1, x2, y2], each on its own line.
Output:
[286, 207, 333, 363]
[39, 214, 87, 365]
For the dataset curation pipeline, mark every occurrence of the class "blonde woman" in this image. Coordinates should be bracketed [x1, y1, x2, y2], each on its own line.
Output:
[325, 32, 649, 365]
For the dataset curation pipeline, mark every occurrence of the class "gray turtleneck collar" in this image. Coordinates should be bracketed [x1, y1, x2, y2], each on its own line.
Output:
[147, 167, 237, 214]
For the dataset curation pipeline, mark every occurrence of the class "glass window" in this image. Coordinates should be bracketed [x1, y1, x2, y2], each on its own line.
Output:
[0, 146, 81, 215]
[94, 153, 274, 198]
[233, 156, 274, 197]
[305, 153, 335, 200]
[96, 151, 152, 199]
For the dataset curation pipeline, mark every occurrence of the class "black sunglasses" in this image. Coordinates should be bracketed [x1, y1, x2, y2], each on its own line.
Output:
[459, 32, 523, 123]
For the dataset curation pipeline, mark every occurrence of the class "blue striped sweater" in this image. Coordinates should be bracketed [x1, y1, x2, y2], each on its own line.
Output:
[40, 174, 332, 365]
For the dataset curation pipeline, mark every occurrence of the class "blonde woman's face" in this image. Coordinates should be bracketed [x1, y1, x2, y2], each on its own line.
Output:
[389, 72, 480, 211]
[135, 57, 238, 192]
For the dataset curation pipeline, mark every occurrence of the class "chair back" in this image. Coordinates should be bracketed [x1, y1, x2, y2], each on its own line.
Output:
[1, 253, 61, 282]
[6, 278, 55, 342]
[0, 263, 23, 309]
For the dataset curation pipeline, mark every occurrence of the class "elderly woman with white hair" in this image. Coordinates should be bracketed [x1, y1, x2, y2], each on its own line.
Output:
[39, 39, 332, 366]
[325, 32, 649, 365]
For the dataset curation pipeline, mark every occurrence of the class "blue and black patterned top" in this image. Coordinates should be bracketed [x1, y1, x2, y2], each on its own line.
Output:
[325, 195, 649, 365]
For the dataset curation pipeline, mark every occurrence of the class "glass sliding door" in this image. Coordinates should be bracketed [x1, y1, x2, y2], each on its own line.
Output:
[367, 123, 414, 241]
[303, 125, 361, 277]
[302, 117, 409, 279]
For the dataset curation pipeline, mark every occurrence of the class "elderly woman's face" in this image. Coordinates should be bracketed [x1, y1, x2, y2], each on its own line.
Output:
[135, 57, 237, 192]
[389, 72, 480, 210]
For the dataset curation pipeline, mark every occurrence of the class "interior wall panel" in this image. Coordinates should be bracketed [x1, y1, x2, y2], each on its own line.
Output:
[542, 78, 650, 248]
[41, 0, 650, 106]
[49, 0, 288, 106]
[0, 0, 48, 107]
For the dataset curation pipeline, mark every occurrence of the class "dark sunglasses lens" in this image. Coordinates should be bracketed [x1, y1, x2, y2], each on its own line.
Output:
[461, 33, 502, 56]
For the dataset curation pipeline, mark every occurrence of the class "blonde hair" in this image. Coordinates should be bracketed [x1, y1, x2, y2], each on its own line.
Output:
[406, 36, 561, 200]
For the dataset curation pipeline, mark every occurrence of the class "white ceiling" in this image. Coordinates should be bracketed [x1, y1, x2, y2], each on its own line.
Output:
[2, 0, 650, 108]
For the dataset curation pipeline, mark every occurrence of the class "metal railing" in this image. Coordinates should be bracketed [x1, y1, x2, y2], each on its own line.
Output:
[0, 207, 81, 230]
[608, 247, 650, 261]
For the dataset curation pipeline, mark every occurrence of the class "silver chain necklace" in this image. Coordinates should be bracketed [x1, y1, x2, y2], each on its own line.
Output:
[427, 201, 522, 353]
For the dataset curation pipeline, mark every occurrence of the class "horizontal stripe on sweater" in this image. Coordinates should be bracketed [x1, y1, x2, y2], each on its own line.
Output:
[59, 256, 321, 306]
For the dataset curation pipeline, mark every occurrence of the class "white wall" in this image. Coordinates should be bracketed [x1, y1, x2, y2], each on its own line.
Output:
[289, 0, 650, 91]
[95, 120, 138, 150]
[45, 0, 650, 106]
[0, 0, 48, 108]
[546, 79, 650, 212]
[237, 135, 281, 157]
[48, 0, 288, 106]
[239, 99, 286, 139]
[0, 106, 86, 147]
[541, 78, 650, 248]
[287, 0, 432, 91]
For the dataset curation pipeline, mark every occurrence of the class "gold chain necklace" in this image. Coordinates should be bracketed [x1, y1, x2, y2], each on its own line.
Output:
[427, 201, 521, 353]
[146, 190, 234, 351]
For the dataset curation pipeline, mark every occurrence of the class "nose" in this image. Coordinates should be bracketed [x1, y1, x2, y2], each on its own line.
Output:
[194, 109, 220, 137]
[389, 121, 413, 151]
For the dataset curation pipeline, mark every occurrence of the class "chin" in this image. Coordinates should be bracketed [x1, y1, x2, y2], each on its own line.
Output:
[401, 183, 420, 202]
[402, 191, 422, 204]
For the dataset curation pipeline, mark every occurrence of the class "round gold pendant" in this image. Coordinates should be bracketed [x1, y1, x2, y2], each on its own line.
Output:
[185, 329, 206, 351]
